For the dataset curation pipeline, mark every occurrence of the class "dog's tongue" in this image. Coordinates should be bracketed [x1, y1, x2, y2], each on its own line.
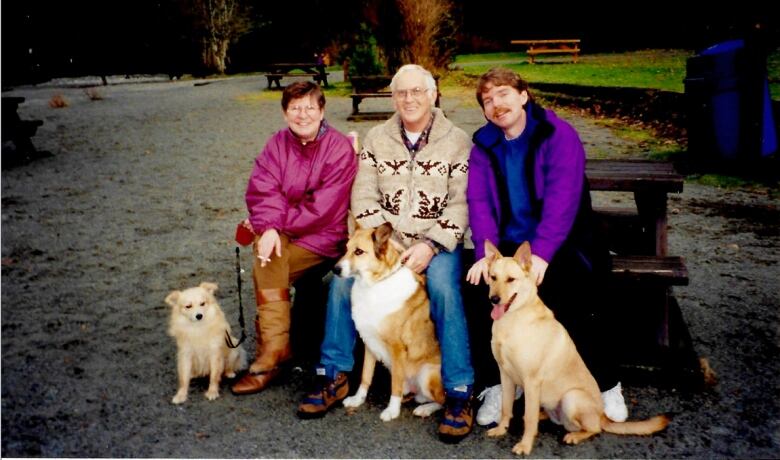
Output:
[491, 304, 507, 321]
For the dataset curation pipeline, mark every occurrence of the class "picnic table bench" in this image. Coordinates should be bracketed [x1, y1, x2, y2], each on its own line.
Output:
[347, 75, 441, 122]
[586, 159, 700, 386]
[510, 39, 581, 64]
[2, 96, 44, 164]
[262, 63, 329, 89]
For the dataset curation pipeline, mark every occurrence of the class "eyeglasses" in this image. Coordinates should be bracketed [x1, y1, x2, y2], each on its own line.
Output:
[286, 105, 321, 115]
[393, 87, 429, 100]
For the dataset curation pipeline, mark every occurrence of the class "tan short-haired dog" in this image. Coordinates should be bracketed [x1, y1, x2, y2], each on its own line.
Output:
[336, 222, 445, 421]
[484, 241, 669, 455]
[165, 282, 247, 404]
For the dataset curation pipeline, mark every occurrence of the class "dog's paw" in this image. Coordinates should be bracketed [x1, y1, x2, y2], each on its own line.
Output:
[225, 371, 236, 378]
[413, 402, 442, 417]
[512, 440, 533, 456]
[205, 388, 220, 401]
[343, 394, 366, 408]
[486, 425, 507, 437]
[380, 405, 401, 421]
[172, 391, 188, 405]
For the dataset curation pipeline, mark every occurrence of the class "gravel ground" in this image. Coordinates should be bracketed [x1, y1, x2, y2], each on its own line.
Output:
[1, 75, 778, 458]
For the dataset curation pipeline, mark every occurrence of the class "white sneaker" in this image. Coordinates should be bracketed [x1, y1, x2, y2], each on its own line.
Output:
[476, 384, 523, 426]
[601, 382, 629, 422]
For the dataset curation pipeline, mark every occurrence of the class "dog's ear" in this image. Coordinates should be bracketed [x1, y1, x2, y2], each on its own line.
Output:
[484, 240, 500, 264]
[347, 212, 359, 237]
[513, 241, 533, 272]
[165, 291, 180, 307]
[199, 282, 218, 294]
[373, 222, 393, 257]
[388, 238, 406, 254]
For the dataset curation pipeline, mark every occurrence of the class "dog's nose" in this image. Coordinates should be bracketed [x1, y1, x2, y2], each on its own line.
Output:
[489, 295, 501, 305]
[332, 265, 342, 276]
[195, 313, 203, 321]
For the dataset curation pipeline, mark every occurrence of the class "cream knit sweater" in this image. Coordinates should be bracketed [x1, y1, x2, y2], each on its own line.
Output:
[352, 108, 470, 251]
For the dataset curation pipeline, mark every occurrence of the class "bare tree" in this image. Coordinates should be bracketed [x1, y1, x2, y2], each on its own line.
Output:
[396, 0, 456, 73]
[187, 0, 252, 74]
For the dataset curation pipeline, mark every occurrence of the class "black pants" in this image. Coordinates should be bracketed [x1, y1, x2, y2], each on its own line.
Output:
[466, 242, 619, 392]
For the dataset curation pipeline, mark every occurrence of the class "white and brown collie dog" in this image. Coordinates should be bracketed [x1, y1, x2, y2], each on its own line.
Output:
[334, 221, 445, 421]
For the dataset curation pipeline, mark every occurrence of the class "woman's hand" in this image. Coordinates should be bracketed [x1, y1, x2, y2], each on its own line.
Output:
[466, 257, 490, 285]
[400, 242, 435, 274]
[257, 228, 282, 267]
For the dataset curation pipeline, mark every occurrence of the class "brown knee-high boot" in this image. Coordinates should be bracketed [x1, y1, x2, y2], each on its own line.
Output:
[231, 288, 291, 395]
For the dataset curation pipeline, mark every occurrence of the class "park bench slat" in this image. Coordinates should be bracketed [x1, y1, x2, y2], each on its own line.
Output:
[610, 255, 689, 285]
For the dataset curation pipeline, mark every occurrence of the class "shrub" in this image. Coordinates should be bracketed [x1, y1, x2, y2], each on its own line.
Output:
[84, 87, 103, 101]
[49, 94, 68, 108]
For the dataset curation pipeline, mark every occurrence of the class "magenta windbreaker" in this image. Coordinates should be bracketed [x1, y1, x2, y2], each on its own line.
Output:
[245, 124, 357, 258]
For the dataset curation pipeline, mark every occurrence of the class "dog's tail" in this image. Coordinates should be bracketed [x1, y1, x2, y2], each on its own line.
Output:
[602, 414, 670, 436]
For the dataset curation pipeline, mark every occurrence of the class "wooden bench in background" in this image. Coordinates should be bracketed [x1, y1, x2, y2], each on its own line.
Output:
[510, 39, 581, 64]
[262, 63, 329, 89]
[2, 96, 45, 165]
[348, 75, 441, 122]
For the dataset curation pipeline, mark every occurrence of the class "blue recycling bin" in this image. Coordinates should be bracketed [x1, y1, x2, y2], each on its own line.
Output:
[684, 39, 777, 161]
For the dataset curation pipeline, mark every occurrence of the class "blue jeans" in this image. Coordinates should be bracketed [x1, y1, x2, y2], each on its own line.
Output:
[318, 245, 474, 393]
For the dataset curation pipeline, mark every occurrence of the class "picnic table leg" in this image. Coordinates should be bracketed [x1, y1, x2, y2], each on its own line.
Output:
[634, 191, 668, 256]
[351, 96, 362, 115]
[657, 288, 671, 348]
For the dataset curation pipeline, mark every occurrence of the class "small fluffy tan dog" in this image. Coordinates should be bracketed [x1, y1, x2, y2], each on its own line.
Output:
[484, 241, 669, 455]
[165, 282, 247, 404]
[337, 222, 445, 421]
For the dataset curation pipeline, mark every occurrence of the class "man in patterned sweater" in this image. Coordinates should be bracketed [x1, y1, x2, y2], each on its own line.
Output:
[297, 64, 476, 443]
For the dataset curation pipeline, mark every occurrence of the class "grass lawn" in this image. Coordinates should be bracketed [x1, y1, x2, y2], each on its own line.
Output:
[453, 48, 780, 97]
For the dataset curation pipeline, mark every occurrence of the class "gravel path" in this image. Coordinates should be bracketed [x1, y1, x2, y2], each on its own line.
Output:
[1, 75, 778, 458]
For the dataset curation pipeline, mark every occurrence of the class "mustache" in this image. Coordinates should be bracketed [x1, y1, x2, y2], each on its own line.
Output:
[493, 107, 511, 117]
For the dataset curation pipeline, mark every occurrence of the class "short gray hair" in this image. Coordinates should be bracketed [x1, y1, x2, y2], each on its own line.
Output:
[389, 64, 437, 92]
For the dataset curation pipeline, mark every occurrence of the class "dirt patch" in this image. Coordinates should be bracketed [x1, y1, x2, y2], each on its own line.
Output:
[1, 76, 778, 458]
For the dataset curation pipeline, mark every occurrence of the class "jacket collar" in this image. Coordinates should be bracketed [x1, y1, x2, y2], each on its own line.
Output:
[383, 108, 452, 147]
[285, 119, 329, 146]
[473, 102, 553, 152]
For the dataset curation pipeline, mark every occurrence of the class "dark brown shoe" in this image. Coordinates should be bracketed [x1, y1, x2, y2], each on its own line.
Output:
[438, 394, 474, 443]
[230, 367, 281, 395]
[297, 372, 349, 419]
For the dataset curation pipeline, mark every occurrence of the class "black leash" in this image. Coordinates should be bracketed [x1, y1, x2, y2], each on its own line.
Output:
[225, 246, 246, 348]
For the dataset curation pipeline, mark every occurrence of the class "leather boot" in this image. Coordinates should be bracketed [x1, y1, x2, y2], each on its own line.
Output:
[231, 288, 291, 395]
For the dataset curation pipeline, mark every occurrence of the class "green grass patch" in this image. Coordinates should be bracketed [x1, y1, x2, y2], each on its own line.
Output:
[453, 52, 521, 64]
[457, 50, 693, 93]
[455, 48, 780, 98]
[767, 47, 779, 99]
[688, 173, 757, 188]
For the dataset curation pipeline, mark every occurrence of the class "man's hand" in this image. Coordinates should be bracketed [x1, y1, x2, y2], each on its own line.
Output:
[400, 242, 435, 274]
[466, 257, 490, 285]
[530, 254, 548, 286]
[257, 228, 282, 267]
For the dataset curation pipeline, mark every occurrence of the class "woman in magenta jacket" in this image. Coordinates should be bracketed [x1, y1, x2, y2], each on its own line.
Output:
[232, 81, 357, 395]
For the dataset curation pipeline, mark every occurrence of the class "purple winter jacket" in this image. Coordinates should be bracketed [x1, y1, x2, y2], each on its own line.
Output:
[245, 124, 357, 258]
[468, 105, 588, 262]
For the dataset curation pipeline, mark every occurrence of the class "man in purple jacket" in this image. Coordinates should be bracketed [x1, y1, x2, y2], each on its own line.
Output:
[464, 68, 628, 427]
[231, 81, 357, 395]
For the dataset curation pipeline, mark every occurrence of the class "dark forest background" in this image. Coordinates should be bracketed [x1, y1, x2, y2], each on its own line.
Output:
[2, 0, 778, 85]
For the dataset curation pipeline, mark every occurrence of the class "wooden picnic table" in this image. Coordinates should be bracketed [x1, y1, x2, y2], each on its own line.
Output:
[262, 62, 329, 89]
[586, 159, 683, 257]
[586, 159, 699, 385]
[510, 38, 581, 64]
[347, 75, 442, 122]
[2, 96, 44, 164]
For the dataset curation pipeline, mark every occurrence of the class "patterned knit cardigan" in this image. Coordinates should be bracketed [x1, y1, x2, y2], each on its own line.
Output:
[352, 108, 471, 251]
